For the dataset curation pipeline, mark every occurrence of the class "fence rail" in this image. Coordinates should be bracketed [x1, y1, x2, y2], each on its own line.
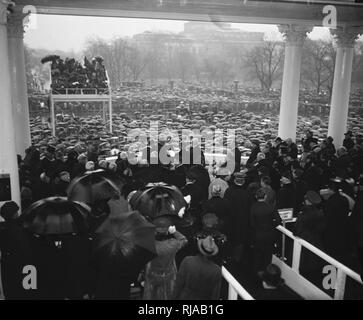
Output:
[221, 266, 254, 300]
[276, 225, 363, 300]
[52, 88, 110, 95]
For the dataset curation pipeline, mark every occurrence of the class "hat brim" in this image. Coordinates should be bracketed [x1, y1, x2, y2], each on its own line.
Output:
[257, 271, 285, 287]
[197, 239, 219, 256]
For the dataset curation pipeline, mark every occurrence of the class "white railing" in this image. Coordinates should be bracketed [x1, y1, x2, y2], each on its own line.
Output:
[52, 88, 110, 95]
[221, 266, 254, 300]
[276, 225, 363, 300]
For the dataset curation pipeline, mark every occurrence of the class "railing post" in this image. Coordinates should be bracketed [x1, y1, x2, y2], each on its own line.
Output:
[51, 95, 55, 137]
[292, 239, 302, 272]
[228, 284, 238, 300]
[334, 269, 347, 300]
[281, 221, 286, 261]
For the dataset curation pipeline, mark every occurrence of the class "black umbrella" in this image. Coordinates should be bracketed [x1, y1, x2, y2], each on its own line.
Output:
[93, 205, 156, 267]
[129, 182, 186, 220]
[67, 169, 124, 205]
[21, 197, 90, 235]
[41, 55, 60, 64]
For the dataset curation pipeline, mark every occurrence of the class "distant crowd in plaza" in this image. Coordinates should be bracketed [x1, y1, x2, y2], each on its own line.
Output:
[1, 123, 363, 300]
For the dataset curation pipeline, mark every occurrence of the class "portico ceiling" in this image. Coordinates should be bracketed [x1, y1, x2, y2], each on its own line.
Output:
[14, 0, 363, 27]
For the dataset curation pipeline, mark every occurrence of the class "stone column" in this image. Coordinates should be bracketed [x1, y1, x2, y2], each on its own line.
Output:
[278, 24, 313, 141]
[327, 27, 362, 148]
[7, 8, 31, 158]
[0, 1, 21, 207]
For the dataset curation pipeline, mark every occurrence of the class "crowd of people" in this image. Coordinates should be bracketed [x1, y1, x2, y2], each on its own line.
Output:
[42, 55, 108, 91]
[1, 104, 363, 299]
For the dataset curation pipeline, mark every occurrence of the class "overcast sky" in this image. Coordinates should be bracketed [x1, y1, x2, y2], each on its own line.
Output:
[24, 14, 337, 52]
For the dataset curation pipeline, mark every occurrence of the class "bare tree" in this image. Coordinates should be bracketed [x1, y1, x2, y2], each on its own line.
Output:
[124, 43, 148, 81]
[301, 39, 335, 95]
[243, 40, 284, 91]
[352, 41, 363, 87]
[174, 43, 194, 82]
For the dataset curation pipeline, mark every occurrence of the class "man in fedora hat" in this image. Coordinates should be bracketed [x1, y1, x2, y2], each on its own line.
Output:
[246, 139, 261, 167]
[224, 172, 251, 262]
[295, 191, 325, 281]
[173, 235, 222, 300]
[255, 264, 296, 300]
[277, 171, 296, 211]
[250, 189, 281, 273]
[323, 179, 352, 265]
[343, 130, 354, 151]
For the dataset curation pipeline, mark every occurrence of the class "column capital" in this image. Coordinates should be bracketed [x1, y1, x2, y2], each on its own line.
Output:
[330, 27, 363, 48]
[0, 1, 14, 25]
[278, 24, 313, 46]
[7, 8, 27, 38]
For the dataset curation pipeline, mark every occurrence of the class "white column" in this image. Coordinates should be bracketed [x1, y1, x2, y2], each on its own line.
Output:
[328, 27, 362, 148]
[7, 8, 31, 158]
[0, 2, 21, 207]
[278, 25, 313, 141]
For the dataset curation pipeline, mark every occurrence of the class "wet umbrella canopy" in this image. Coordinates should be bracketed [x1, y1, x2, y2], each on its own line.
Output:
[21, 197, 90, 235]
[94, 209, 156, 258]
[41, 55, 60, 64]
[67, 169, 124, 205]
[92, 199, 157, 272]
[129, 182, 186, 220]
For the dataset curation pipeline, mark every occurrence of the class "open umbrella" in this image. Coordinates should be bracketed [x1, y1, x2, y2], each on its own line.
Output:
[41, 55, 60, 64]
[67, 169, 124, 205]
[21, 197, 90, 235]
[93, 199, 157, 270]
[129, 182, 186, 220]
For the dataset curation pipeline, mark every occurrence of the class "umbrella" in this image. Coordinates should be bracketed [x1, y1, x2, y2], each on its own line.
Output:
[41, 55, 60, 64]
[21, 197, 90, 235]
[129, 182, 186, 220]
[67, 169, 124, 205]
[93, 205, 156, 268]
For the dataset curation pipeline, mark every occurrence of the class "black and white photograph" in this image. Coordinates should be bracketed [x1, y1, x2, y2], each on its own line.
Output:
[0, 0, 363, 307]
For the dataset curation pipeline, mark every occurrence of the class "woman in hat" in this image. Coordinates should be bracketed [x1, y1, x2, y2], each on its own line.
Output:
[173, 235, 222, 300]
[323, 179, 353, 266]
[250, 188, 281, 273]
[143, 216, 188, 300]
[224, 172, 251, 262]
[203, 182, 231, 237]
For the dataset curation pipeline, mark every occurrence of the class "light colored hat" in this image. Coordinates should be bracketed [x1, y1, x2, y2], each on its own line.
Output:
[211, 184, 222, 197]
[98, 159, 108, 169]
[234, 172, 246, 186]
[85, 161, 95, 171]
[77, 153, 87, 162]
[208, 178, 228, 199]
[120, 151, 128, 160]
[108, 162, 117, 171]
